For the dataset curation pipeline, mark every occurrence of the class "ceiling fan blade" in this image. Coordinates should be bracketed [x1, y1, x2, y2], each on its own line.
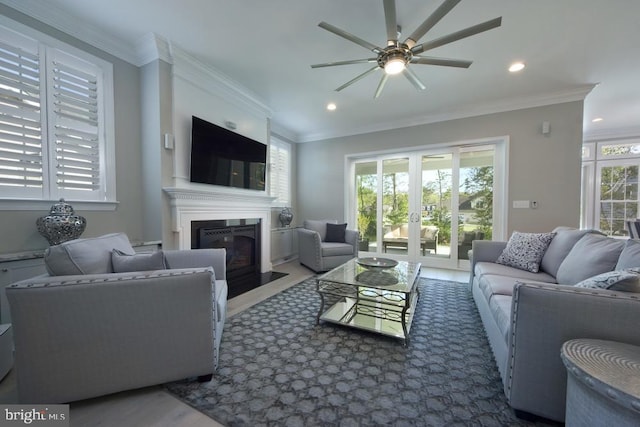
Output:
[411, 17, 502, 54]
[311, 58, 378, 68]
[383, 0, 398, 44]
[411, 56, 472, 68]
[404, 0, 461, 48]
[374, 73, 389, 99]
[318, 21, 383, 54]
[335, 66, 380, 92]
[403, 67, 426, 91]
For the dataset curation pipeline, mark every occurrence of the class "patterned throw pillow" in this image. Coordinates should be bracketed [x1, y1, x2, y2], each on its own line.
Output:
[574, 268, 640, 293]
[496, 231, 555, 273]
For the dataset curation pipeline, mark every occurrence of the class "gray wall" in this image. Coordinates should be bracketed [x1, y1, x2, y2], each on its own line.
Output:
[0, 6, 144, 254]
[297, 101, 584, 235]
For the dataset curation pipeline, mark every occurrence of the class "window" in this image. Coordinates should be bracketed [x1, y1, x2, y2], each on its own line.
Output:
[269, 137, 291, 206]
[0, 21, 114, 205]
[581, 139, 640, 236]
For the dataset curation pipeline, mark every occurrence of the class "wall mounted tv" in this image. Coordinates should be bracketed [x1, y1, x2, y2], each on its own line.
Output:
[190, 116, 267, 191]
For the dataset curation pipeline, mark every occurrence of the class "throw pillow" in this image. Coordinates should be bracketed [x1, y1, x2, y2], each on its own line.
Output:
[111, 249, 166, 273]
[325, 223, 347, 243]
[574, 268, 640, 293]
[555, 233, 626, 285]
[496, 231, 555, 273]
[615, 238, 640, 270]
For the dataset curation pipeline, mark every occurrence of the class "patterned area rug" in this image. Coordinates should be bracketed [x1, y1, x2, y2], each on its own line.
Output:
[166, 278, 558, 426]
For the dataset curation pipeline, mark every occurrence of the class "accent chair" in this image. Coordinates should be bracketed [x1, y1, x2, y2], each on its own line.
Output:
[298, 220, 358, 272]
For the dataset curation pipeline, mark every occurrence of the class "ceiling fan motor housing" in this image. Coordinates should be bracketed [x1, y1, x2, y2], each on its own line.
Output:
[377, 43, 413, 71]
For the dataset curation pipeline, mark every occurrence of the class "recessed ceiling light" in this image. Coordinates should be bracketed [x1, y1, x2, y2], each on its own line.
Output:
[592, 117, 603, 122]
[327, 103, 337, 111]
[508, 62, 525, 72]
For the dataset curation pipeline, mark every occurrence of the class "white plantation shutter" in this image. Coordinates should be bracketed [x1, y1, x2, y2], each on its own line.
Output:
[0, 33, 44, 198]
[48, 51, 102, 196]
[269, 137, 291, 206]
[0, 22, 114, 203]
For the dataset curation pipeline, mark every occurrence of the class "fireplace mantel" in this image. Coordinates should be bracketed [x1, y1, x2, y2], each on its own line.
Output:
[163, 186, 277, 272]
[163, 186, 276, 205]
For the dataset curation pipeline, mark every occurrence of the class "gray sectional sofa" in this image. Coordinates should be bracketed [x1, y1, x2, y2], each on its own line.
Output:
[470, 227, 640, 422]
[7, 233, 228, 404]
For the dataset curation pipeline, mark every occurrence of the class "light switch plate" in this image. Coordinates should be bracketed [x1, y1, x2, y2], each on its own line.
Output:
[163, 133, 174, 150]
[513, 200, 530, 209]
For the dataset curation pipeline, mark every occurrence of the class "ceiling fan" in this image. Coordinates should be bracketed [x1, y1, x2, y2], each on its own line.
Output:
[311, 0, 502, 98]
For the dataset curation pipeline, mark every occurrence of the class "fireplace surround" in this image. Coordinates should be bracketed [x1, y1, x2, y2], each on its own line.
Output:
[164, 186, 276, 295]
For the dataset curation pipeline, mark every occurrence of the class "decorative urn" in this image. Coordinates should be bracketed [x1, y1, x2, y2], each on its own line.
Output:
[36, 198, 87, 246]
[278, 207, 294, 227]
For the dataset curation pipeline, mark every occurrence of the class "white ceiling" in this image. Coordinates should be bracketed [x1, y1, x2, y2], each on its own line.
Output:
[5, 0, 640, 142]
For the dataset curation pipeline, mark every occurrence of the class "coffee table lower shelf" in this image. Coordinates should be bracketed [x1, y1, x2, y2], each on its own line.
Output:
[317, 292, 417, 346]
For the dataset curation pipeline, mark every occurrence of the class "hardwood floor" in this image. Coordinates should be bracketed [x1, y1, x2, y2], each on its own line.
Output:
[0, 260, 468, 426]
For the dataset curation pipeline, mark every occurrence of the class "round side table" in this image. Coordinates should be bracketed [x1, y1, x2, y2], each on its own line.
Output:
[561, 339, 640, 426]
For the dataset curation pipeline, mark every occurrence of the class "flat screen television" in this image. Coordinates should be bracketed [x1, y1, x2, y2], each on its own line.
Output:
[190, 116, 267, 191]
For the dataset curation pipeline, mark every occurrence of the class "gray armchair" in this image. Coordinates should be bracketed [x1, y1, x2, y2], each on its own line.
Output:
[298, 220, 359, 272]
[6, 233, 228, 404]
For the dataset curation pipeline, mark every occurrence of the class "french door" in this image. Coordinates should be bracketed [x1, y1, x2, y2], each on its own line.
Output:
[349, 141, 506, 270]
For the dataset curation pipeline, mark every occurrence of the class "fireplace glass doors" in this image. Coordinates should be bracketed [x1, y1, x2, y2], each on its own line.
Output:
[191, 219, 261, 297]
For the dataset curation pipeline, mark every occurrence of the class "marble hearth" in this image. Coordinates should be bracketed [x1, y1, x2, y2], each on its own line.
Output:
[163, 187, 276, 273]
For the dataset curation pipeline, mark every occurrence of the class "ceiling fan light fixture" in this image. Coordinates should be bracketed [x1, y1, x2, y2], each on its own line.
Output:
[384, 56, 406, 75]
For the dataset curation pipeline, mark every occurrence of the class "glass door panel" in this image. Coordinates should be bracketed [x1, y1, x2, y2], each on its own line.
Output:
[381, 158, 411, 257]
[348, 139, 505, 269]
[597, 162, 639, 236]
[355, 161, 377, 252]
[421, 154, 453, 259]
[458, 148, 495, 260]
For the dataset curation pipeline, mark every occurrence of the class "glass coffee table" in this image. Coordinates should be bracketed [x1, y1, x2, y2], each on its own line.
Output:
[315, 257, 421, 346]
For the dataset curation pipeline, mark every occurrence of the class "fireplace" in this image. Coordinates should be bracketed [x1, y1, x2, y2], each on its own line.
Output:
[191, 219, 262, 297]
[163, 186, 278, 297]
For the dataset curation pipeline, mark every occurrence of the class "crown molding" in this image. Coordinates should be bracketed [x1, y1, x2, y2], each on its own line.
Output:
[269, 122, 299, 143]
[295, 84, 597, 142]
[1, 0, 141, 64]
[135, 32, 172, 66]
[170, 44, 272, 119]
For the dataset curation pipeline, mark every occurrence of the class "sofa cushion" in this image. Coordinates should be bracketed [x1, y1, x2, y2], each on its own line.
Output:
[540, 227, 600, 277]
[474, 262, 557, 284]
[555, 233, 626, 285]
[489, 294, 513, 344]
[615, 239, 640, 270]
[321, 242, 354, 257]
[112, 249, 166, 273]
[45, 232, 135, 276]
[421, 226, 438, 240]
[574, 268, 640, 293]
[384, 224, 408, 239]
[325, 223, 347, 243]
[304, 219, 337, 241]
[478, 274, 519, 301]
[496, 231, 555, 273]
